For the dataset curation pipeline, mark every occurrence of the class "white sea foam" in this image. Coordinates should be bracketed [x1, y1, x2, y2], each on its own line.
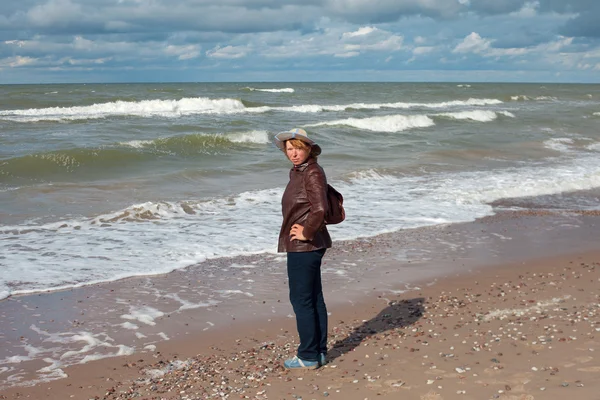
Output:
[593, 112, 600, 117]
[120, 306, 165, 326]
[586, 142, 600, 151]
[226, 130, 269, 144]
[307, 110, 512, 131]
[308, 114, 435, 132]
[434, 110, 499, 122]
[0, 326, 134, 388]
[544, 138, 574, 153]
[119, 140, 155, 148]
[80, 345, 135, 363]
[164, 293, 220, 311]
[245, 87, 294, 93]
[120, 322, 139, 330]
[0, 97, 247, 122]
[2, 152, 600, 298]
[510, 95, 556, 102]
[0, 97, 503, 122]
[216, 290, 254, 298]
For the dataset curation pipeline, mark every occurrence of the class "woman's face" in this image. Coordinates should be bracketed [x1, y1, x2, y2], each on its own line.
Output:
[285, 141, 310, 166]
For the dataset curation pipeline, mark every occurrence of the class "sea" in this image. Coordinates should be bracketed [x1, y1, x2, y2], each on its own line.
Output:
[1, 82, 600, 302]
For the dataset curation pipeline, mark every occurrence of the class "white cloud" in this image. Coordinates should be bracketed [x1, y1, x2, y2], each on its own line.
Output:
[452, 31, 580, 64]
[453, 32, 492, 54]
[413, 46, 436, 55]
[342, 26, 377, 38]
[206, 45, 250, 59]
[0, 56, 38, 67]
[510, 1, 540, 18]
[165, 44, 201, 60]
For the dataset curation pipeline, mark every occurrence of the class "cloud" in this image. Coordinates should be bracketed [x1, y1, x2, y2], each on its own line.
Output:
[467, 0, 527, 15]
[206, 45, 250, 59]
[453, 32, 492, 54]
[0, 56, 38, 68]
[0, 0, 600, 83]
[165, 44, 201, 60]
[453, 31, 576, 59]
[342, 26, 378, 38]
[413, 46, 436, 55]
[325, 0, 465, 22]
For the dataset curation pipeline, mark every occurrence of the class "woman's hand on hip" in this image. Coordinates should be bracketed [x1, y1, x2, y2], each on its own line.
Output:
[290, 224, 307, 241]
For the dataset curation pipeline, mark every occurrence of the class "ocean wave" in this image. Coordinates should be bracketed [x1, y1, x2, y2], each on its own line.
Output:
[544, 138, 574, 153]
[593, 112, 600, 117]
[307, 110, 512, 132]
[0, 97, 247, 122]
[307, 114, 435, 132]
[433, 110, 515, 122]
[0, 97, 504, 122]
[243, 87, 295, 93]
[586, 142, 600, 151]
[510, 95, 557, 101]
[119, 130, 269, 148]
[3, 152, 600, 299]
[1, 132, 268, 181]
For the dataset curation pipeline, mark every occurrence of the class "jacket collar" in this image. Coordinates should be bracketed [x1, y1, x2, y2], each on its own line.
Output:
[292, 158, 316, 172]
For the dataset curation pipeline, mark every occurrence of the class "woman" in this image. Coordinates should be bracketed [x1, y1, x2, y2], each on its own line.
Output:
[274, 128, 332, 370]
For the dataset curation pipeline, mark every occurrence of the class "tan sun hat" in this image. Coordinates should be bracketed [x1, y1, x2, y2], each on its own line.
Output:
[273, 128, 322, 155]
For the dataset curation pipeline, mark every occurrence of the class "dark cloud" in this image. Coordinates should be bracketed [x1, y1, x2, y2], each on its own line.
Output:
[537, 0, 600, 38]
[467, 0, 526, 15]
[325, 0, 464, 23]
[493, 30, 555, 49]
[468, 0, 600, 38]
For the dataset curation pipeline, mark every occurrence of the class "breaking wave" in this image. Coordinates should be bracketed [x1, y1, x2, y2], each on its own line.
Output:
[0, 97, 504, 122]
[307, 110, 513, 132]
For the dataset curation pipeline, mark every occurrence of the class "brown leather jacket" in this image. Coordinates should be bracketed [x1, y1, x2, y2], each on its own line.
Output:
[278, 158, 332, 253]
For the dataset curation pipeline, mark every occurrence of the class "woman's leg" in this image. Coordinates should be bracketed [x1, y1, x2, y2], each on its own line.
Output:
[314, 263, 328, 357]
[287, 249, 326, 361]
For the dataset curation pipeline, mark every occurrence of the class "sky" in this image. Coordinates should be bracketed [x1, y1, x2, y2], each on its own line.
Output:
[1, 0, 600, 84]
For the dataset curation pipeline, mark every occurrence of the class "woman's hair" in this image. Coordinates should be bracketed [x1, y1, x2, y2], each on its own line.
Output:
[286, 139, 320, 158]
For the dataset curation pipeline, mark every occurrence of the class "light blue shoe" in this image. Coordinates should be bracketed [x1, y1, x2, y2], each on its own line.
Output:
[319, 353, 327, 366]
[284, 355, 319, 370]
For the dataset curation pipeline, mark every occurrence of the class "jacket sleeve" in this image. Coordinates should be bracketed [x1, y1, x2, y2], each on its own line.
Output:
[303, 165, 328, 241]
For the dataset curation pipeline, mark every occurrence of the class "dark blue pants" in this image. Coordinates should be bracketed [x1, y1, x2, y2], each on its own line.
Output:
[287, 249, 328, 362]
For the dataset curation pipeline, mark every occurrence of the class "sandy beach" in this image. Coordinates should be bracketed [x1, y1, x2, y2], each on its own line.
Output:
[2, 208, 600, 400]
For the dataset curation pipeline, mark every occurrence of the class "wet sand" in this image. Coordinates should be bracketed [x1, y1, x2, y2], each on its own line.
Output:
[1, 208, 600, 399]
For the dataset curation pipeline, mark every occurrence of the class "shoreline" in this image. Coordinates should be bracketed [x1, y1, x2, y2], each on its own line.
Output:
[2, 247, 599, 399]
[1, 208, 600, 398]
